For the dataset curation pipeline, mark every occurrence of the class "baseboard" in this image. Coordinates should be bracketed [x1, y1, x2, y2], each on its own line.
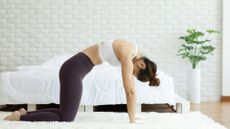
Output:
[221, 96, 230, 102]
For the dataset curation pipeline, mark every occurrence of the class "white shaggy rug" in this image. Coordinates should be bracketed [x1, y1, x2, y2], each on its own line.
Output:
[0, 111, 227, 129]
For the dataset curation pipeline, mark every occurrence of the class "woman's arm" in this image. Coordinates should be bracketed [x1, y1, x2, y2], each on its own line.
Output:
[120, 57, 136, 123]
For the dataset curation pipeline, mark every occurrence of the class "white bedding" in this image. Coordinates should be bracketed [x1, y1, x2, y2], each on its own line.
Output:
[0, 54, 175, 105]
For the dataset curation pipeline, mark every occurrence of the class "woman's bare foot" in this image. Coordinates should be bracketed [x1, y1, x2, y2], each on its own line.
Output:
[3, 111, 21, 121]
[18, 108, 27, 116]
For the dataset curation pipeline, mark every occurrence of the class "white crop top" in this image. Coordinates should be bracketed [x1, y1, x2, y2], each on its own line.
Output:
[98, 41, 138, 66]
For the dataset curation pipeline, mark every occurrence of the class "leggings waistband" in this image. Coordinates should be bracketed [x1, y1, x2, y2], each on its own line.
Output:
[59, 52, 95, 80]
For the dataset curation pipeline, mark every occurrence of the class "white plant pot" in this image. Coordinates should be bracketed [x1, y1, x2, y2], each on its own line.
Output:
[187, 67, 201, 103]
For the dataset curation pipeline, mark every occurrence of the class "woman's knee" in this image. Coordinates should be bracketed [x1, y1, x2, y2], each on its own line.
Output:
[60, 115, 75, 122]
[61, 118, 75, 122]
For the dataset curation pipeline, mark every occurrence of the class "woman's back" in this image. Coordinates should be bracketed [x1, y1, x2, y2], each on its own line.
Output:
[82, 40, 138, 66]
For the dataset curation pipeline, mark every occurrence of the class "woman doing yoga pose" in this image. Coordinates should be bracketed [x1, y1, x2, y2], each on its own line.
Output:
[4, 39, 160, 123]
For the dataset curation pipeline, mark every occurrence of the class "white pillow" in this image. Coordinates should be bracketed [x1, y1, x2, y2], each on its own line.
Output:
[16, 53, 73, 71]
[42, 53, 73, 68]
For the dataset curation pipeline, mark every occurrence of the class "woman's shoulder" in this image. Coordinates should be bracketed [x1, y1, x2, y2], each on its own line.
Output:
[113, 39, 138, 60]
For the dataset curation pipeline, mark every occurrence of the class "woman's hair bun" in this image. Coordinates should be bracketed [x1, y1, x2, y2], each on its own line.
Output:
[149, 77, 160, 86]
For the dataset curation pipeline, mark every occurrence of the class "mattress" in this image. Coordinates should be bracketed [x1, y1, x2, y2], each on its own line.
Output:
[0, 54, 175, 105]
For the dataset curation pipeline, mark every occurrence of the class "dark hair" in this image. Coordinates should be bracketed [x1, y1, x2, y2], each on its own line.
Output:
[137, 57, 160, 86]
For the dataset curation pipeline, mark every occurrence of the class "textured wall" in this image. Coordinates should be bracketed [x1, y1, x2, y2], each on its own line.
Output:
[0, 0, 222, 101]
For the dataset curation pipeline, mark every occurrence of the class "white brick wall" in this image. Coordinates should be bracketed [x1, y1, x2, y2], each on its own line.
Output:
[0, 0, 222, 102]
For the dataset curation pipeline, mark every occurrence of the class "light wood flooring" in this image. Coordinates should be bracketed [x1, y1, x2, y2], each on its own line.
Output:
[191, 102, 230, 129]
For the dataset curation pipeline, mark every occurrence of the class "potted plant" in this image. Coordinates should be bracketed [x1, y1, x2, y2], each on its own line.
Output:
[177, 29, 219, 103]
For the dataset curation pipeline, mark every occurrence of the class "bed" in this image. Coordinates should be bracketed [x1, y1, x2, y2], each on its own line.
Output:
[0, 53, 189, 113]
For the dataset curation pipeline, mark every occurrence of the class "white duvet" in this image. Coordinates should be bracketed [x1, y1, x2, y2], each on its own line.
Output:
[0, 54, 175, 105]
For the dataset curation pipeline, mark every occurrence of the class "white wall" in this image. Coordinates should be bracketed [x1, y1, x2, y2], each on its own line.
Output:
[222, 0, 230, 96]
[0, 0, 222, 101]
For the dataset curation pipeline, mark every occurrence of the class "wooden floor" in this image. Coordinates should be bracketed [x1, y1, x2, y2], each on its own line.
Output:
[191, 102, 230, 129]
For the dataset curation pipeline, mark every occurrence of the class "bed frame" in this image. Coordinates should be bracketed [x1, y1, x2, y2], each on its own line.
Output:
[26, 96, 190, 113]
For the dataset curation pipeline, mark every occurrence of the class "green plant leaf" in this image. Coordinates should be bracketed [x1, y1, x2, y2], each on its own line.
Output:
[200, 45, 215, 54]
[207, 29, 220, 34]
[179, 36, 186, 39]
[177, 52, 190, 58]
[181, 44, 194, 50]
[187, 29, 195, 34]
[193, 39, 211, 44]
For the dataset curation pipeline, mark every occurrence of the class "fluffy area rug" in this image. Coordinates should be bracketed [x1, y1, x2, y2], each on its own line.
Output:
[0, 111, 227, 129]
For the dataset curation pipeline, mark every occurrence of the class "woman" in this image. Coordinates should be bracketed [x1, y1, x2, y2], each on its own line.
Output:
[4, 39, 160, 123]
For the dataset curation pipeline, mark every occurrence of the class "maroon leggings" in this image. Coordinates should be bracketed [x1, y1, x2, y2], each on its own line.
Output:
[20, 52, 94, 121]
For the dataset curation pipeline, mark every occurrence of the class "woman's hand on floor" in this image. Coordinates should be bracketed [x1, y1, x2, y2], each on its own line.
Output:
[135, 116, 144, 124]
